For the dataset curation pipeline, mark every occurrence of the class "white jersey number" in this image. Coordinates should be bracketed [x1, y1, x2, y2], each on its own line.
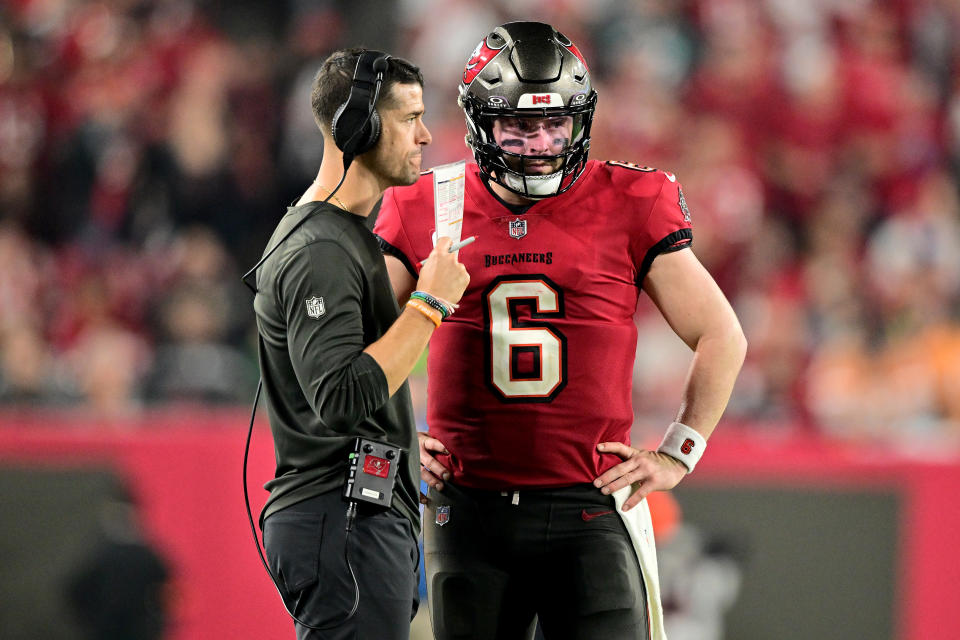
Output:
[483, 276, 567, 403]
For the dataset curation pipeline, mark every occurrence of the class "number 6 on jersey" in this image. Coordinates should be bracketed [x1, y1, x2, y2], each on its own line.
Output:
[482, 275, 568, 402]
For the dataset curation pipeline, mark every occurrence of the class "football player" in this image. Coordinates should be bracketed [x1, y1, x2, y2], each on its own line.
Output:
[374, 22, 746, 640]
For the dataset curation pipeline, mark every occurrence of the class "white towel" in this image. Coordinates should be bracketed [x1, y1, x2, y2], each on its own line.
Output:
[613, 486, 668, 640]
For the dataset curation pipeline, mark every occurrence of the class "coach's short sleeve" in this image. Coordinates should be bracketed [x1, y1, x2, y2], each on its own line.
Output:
[635, 172, 693, 287]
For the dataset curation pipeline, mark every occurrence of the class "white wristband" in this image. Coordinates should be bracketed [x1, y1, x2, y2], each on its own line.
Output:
[657, 422, 707, 473]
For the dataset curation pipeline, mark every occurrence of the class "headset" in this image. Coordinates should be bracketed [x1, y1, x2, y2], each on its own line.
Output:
[332, 49, 392, 167]
[242, 50, 393, 631]
[241, 49, 392, 294]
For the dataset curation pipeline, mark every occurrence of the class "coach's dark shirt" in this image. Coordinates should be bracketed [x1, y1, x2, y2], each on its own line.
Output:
[254, 201, 420, 532]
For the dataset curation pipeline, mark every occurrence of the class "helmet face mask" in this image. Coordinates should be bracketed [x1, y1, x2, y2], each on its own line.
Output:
[459, 22, 598, 199]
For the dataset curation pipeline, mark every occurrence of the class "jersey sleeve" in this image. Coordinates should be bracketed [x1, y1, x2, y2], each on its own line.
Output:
[278, 240, 388, 432]
[634, 172, 693, 287]
[373, 187, 420, 280]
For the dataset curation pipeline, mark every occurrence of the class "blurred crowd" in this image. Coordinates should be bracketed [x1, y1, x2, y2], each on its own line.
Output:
[2, 0, 960, 451]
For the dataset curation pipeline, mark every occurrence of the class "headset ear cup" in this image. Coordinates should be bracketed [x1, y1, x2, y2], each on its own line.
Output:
[331, 101, 356, 154]
[364, 108, 381, 153]
[332, 104, 381, 156]
[331, 50, 389, 157]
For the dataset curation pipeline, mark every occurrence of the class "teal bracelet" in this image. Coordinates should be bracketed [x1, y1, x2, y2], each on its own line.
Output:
[410, 291, 450, 319]
[411, 291, 458, 317]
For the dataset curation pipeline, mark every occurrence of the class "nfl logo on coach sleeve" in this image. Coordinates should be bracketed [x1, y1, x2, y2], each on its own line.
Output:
[509, 218, 527, 239]
[305, 296, 325, 318]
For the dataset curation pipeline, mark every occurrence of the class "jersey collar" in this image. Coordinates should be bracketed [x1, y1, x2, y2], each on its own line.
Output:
[469, 160, 597, 219]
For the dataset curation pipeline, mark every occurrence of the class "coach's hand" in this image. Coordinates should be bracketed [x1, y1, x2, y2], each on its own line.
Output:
[593, 442, 687, 511]
[416, 237, 470, 305]
[418, 432, 451, 500]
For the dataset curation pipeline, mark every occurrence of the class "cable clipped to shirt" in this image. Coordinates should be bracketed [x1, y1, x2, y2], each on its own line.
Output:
[241, 168, 359, 626]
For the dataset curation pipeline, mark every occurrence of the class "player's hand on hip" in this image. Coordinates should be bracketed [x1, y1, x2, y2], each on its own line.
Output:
[416, 237, 470, 305]
[593, 441, 687, 511]
[418, 431, 451, 494]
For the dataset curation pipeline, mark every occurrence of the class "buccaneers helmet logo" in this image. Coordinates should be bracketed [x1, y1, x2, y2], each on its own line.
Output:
[463, 39, 501, 85]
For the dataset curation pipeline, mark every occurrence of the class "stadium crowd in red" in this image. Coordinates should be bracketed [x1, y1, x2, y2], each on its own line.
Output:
[1, 0, 959, 450]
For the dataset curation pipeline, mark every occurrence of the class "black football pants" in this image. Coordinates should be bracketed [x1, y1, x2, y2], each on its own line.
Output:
[262, 490, 420, 640]
[423, 483, 648, 640]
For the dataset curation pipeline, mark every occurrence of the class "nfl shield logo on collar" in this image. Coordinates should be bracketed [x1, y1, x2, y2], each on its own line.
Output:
[435, 505, 451, 526]
[305, 296, 325, 318]
[509, 218, 527, 239]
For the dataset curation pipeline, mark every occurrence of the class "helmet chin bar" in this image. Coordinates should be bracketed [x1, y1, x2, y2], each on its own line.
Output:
[502, 170, 563, 198]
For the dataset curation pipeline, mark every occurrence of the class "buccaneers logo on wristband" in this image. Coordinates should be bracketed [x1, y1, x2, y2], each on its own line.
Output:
[680, 438, 695, 455]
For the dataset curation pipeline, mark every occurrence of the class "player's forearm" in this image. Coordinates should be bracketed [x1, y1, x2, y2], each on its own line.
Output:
[363, 306, 436, 396]
[675, 321, 747, 439]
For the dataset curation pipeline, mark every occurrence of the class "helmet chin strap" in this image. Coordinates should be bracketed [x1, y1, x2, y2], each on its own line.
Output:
[503, 170, 562, 198]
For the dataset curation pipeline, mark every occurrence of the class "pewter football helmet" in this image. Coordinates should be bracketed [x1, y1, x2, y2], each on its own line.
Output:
[459, 22, 598, 199]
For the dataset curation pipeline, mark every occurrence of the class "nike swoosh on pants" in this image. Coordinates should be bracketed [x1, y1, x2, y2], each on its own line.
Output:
[581, 509, 614, 522]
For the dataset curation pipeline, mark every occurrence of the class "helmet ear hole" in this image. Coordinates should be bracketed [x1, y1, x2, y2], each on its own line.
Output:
[487, 32, 506, 48]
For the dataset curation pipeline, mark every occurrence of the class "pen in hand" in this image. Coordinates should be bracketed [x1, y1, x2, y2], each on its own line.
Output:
[448, 236, 477, 253]
[418, 236, 478, 268]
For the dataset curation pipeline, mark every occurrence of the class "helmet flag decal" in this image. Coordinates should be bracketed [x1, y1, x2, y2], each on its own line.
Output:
[463, 40, 502, 85]
[564, 43, 589, 70]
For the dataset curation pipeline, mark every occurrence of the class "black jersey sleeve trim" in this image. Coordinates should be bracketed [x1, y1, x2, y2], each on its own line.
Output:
[637, 228, 693, 288]
[376, 234, 418, 280]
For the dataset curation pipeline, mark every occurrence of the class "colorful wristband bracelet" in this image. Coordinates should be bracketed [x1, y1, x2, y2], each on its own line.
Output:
[406, 298, 442, 328]
[409, 291, 454, 318]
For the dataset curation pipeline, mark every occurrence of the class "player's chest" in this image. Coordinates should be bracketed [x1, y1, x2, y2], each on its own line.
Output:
[458, 208, 638, 294]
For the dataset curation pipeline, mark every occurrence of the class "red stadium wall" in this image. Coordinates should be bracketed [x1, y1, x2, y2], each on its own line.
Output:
[0, 411, 958, 639]
[0, 410, 290, 640]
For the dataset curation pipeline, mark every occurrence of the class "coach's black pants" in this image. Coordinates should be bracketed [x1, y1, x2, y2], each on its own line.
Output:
[263, 490, 420, 640]
[423, 483, 648, 640]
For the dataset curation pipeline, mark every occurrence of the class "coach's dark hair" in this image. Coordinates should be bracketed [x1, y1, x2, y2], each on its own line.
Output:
[311, 48, 424, 134]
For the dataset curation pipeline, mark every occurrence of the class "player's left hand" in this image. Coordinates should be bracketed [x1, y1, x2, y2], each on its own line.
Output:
[593, 441, 687, 511]
[418, 431, 451, 499]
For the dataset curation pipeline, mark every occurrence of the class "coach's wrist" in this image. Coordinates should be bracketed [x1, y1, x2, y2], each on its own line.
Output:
[656, 422, 707, 473]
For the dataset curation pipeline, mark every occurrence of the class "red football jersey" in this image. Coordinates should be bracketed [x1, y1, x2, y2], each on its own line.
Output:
[374, 159, 693, 489]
